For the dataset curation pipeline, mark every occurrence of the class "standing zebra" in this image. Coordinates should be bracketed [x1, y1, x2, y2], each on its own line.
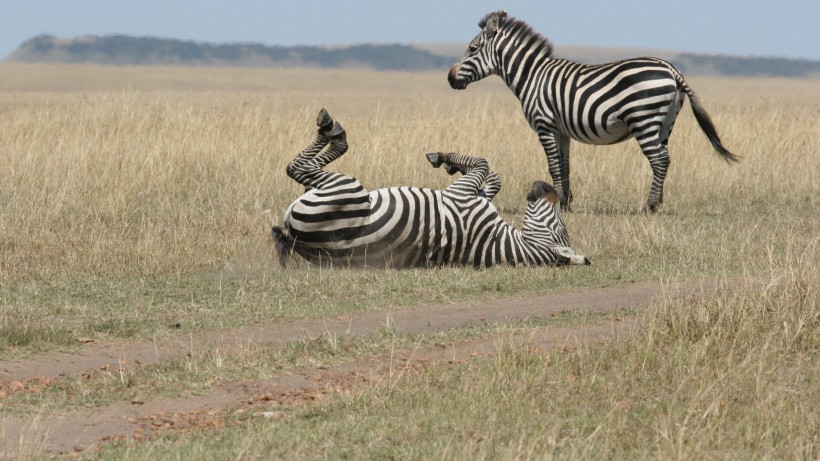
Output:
[448, 11, 738, 212]
[272, 109, 590, 269]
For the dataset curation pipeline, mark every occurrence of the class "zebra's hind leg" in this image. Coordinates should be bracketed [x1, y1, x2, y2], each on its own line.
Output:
[295, 108, 338, 162]
[313, 111, 348, 169]
[316, 108, 345, 139]
[316, 108, 333, 133]
[642, 143, 670, 213]
[286, 109, 346, 191]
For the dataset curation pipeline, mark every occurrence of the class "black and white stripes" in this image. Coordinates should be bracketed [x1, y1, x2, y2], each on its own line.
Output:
[448, 11, 738, 212]
[272, 109, 590, 269]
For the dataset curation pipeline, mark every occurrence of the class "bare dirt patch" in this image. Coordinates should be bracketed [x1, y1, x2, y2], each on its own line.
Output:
[0, 277, 766, 458]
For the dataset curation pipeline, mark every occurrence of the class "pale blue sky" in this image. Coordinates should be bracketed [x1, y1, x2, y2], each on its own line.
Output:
[2, 1, 818, 61]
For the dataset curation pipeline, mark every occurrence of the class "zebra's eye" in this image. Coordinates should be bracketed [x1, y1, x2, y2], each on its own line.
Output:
[469, 38, 480, 52]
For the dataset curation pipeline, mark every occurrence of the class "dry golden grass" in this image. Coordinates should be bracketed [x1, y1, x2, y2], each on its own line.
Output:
[1, 63, 818, 347]
[1, 63, 817, 283]
[0, 63, 817, 460]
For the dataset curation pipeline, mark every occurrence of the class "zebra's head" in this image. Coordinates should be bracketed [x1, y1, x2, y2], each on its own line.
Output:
[448, 10, 508, 90]
[525, 181, 591, 266]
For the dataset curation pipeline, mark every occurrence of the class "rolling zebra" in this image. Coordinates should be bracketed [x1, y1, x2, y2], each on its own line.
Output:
[272, 109, 590, 269]
[448, 11, 739, 212]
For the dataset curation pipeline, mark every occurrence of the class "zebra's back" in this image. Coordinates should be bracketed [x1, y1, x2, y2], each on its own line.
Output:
[541, 57, 683, 145]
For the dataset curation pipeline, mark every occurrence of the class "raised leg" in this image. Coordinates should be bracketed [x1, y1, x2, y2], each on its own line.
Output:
[292, 108, 333, 163]
[425, 152, 490, 198]
[313, 110, 348, 169]
[480, 172, 502, 200]
[425, 152, 463, 175]
[286, 109, 351, 191]
[426, 152, 502, 200]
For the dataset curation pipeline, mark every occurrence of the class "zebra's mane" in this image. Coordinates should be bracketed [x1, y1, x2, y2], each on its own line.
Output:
[478, 12, 555, 58]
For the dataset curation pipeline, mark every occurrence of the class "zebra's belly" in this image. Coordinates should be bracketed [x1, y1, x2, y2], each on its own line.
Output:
[566, 118, 632, 146]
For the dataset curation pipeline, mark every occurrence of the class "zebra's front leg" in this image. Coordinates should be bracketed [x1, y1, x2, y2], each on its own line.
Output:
[427, 152, 500, 200]
[540, 131, 572, 211]
[479, 172, 502, 200]
[425, 152, 463, 176]
[558, 133, 573, 210]
[425, 152, 490, 177]
[540, 135, 570, 211]
[426, 152, 489, 197]
[642, 144, 670, 213]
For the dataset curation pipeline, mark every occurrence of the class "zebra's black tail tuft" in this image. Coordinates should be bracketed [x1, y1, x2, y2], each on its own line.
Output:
[687, 89, 740, 164]
[271, 226, 295, 267]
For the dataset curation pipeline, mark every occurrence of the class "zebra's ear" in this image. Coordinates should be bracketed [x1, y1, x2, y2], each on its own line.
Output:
[483, 11, 506, 38]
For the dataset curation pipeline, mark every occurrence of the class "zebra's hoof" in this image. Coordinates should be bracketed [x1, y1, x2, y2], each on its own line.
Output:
[316, 108, 334, 132]
[425, 152, 445, 168]
[327, 121, 346, 139]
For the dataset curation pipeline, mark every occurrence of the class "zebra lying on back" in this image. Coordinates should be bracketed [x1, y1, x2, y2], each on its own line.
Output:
[272, 109, 590, 269]
[448, 11, 738, 212]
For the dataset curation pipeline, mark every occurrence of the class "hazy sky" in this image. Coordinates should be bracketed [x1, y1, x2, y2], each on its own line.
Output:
[2, 0, 818, 61]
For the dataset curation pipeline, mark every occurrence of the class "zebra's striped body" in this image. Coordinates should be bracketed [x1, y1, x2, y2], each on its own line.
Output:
[273, 109, 590, 269]
[448, 11, 738, 212]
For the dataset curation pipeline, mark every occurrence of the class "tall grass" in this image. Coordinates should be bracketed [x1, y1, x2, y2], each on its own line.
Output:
[1, 65, 817, 282]
[1, 63, 817, 459]
[0, 63, 818, 347]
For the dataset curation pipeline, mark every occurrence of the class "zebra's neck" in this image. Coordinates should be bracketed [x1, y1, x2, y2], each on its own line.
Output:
[495, 20, 555, 95]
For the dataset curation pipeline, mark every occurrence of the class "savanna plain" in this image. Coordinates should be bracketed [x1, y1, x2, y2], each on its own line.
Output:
[0, 63, 818, 459]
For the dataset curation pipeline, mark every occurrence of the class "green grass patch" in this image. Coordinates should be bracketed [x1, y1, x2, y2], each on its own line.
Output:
[0, 323, 77, 353]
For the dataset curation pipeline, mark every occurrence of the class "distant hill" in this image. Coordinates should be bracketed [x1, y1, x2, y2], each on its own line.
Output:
[7, 34, 453, 71]
[7, 34, 820, 78]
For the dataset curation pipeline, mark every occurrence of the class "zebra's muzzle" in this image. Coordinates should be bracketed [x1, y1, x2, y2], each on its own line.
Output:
[448, 65, 468, 90]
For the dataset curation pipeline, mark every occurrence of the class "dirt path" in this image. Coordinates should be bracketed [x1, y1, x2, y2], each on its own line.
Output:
[0, 277, 767, 458]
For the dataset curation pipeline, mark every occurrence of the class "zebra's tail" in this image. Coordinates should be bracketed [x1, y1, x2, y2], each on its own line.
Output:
[677, 74, 740, 164]
[271, 226, 295, 267]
